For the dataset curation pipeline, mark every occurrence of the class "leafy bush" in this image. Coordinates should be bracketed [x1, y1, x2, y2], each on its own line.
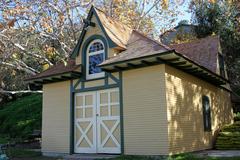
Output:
[215, 121, 240, 149]
[0, 94, 42, 141]
[234, 112, 240, 122]
[221, 122, 240, 132]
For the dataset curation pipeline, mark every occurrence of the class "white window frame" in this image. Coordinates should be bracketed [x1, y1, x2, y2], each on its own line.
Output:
[86, 39, 105, 80]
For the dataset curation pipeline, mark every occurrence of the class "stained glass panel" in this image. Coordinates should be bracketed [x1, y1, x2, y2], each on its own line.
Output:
[89, 42, 104, 53]
[89, 53, 104, 74]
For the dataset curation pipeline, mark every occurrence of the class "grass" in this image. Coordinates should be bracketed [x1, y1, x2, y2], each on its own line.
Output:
[1, 148, 240, 160]
[97, 154, 240, 160]
[0, 93, 42, 141]
[169, 154, 240, 160]
[6, 148, 41, 158]
[4, 148, 61, 160]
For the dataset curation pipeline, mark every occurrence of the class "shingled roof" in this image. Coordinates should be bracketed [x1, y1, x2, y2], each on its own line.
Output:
[26, 59, 81, 82]
[99, 32, 226, 85]
[94, 7, 132, 49]
[70, 6, 133, 58]
[27, 6, 227, 86]
[101, 30, 171, 66]
[170, 36, 219, 73]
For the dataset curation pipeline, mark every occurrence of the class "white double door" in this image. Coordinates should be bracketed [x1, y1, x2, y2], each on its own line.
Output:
[74, 88, 121, 154]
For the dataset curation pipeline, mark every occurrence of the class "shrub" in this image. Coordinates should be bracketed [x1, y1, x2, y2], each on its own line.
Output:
[234, 112, 240, 122]
[215, 121, 240, 149]
[0, 94, 42, 141]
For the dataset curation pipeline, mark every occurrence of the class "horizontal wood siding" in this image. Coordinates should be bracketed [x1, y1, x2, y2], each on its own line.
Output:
[42, 81, 70, 154]
[122, 65, 168, 155]
[165, 65, 233, 154]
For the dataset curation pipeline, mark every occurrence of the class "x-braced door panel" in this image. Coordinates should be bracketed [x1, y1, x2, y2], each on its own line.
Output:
[75, 92, 97, 153]
[74, 88, 120, 154]
[97, 89, 121, 153]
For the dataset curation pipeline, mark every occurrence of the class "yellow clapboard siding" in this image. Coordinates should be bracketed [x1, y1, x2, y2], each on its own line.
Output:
[84, 79, 105, 88]
[42, 81, 70, 154]
[122, 65, 169, 155]
[165, 65, 233, 154]
[41, 63, 233, 155]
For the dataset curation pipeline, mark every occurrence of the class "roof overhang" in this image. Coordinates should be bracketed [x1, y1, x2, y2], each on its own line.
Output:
[100, 50, 228, 86]
[25, 71, 81, 85]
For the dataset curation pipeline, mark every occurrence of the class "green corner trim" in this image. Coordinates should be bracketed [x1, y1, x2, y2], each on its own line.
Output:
[70, 80, 74, 154]
[119, 71, 124, 154]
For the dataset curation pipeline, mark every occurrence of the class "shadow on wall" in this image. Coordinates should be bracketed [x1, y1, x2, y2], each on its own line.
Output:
[165, 66, 233, 154]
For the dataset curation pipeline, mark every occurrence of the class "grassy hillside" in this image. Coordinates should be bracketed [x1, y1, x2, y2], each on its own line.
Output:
[0, 93, 42, 142]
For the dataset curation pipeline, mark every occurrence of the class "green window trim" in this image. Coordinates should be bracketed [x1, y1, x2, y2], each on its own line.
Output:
[202, 95, 212, 132]
[82, 35, 108, 80]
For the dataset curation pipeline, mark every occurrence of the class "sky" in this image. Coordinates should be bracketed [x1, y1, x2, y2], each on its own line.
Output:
[152, 0, 192, 33]
[0, 0, 193, 33]
[175, 0, 192, 24]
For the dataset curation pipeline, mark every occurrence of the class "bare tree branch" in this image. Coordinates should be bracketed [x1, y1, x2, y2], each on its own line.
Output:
[136, 0, 162, 30]
[0, 90, 42, 94]
[0, 61, 37, 75]
[0, 33, 53, 66]
[15, 59, 39, 74]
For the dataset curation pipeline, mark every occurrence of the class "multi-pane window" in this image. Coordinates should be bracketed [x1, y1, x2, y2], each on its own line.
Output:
[86, 40, 105, 79]
[202, 96, 211, 131]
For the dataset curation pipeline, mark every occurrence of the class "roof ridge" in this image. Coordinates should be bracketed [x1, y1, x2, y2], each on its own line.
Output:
[93, 6, 171, 51]
[133, 30, 171, 50]
[93, 6, 132, 31]
[92, 6, 133, 48]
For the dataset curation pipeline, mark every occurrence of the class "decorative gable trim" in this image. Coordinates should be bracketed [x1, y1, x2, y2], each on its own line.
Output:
[70, 6, 118, 59]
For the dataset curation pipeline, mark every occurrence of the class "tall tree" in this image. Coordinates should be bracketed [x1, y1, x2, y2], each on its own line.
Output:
[190, 0, 240, 86]
[98, 0, 180, 36]
[0, 0, 93, 94]
[0, 0, 184, 95]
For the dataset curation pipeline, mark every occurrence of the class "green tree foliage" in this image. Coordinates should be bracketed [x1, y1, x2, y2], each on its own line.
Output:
[191, 0, 240, 86]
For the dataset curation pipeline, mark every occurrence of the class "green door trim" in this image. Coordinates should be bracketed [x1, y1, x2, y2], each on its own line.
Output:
[70, 71, 124, 154]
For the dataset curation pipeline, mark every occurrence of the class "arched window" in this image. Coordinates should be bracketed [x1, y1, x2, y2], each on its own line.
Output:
[86, 39, 105, 79]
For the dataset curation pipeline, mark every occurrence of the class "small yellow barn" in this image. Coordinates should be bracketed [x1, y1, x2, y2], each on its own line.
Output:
[27, 6, 233, 156]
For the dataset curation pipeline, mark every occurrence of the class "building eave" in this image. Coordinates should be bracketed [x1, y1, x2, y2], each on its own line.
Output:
[26, 71, 81, 85]
[100, 50, 228, 86]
